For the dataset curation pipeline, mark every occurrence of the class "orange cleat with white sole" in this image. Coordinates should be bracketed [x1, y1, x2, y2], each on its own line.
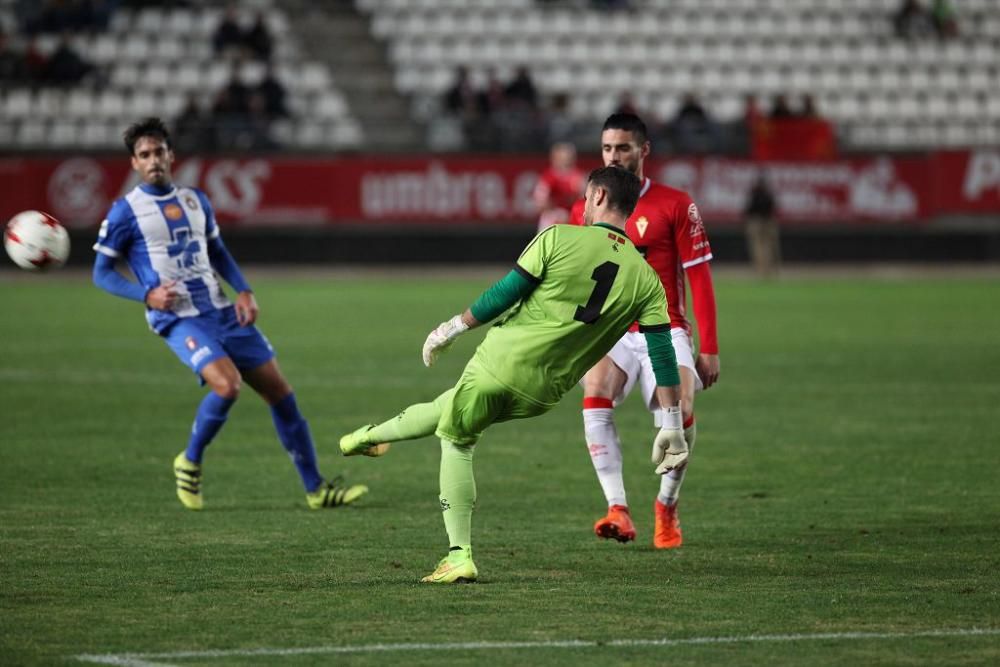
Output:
[594, 504, 636, 543]
[653, 499, 683, 549]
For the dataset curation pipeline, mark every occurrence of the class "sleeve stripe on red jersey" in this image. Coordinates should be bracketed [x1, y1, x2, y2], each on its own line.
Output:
[681, 253, 713, 270]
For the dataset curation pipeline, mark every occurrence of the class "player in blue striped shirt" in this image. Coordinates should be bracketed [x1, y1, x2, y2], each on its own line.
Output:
[92, 117, 366, 511]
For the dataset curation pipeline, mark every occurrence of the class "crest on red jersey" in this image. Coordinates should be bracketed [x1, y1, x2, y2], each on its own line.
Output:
[688, 203, 705, 236]
[635, 216, 649, 238]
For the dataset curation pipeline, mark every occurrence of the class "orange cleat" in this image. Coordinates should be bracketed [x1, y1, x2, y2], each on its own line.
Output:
[653, 499, 683, 549]
[594, 504, 636, 543]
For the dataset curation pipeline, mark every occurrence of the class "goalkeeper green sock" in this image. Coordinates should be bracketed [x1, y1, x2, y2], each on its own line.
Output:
[367, 388, 454, 444]
[439, 439, 476, 549]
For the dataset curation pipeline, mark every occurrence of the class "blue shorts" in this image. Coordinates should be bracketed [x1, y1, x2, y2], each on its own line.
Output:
[162, 306, 275, 379]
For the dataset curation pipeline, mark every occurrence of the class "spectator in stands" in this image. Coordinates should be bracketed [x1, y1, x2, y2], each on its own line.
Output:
[614, 91, 641, 117]
[930, 0, 959, 39]
[769, 93, 794, 119]
[173, 93, 211, 152]
[121, 0, 193, 7]
[244, 11, 273, 61]
[472, 67, 504, 118]
[44, 35, 94, 85]
[893, 0, 933, 40]
[221, 67, 250, 114]
[213, 5, 244, 57]
[0, 23, 26, 83]
[23, 0, 116, 34]
[244, 91, 279, 150]
[591, 0, 632, 10]
[546, 92, 577, 144]
[23, 36, 48, 82]
[797, 93, 819, 118]
[505, 66, 538, 110]
[743, 173, 780, 279]
[444, 65, 477, 117]
[670, 92, 718, 153]
[257, 64, 289, 118]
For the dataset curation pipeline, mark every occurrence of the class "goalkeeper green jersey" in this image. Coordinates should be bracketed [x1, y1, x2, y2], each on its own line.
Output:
[473, 222, 670, 406]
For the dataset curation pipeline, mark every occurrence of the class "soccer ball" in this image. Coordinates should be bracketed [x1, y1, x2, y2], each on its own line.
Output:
[4, 210, 70, 270]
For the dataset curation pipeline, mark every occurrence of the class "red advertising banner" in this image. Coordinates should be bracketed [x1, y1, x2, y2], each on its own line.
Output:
[0, 151, 997, 228]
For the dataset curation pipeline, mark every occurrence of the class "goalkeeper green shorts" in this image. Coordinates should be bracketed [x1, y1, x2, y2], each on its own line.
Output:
[435, 358, 550, 446]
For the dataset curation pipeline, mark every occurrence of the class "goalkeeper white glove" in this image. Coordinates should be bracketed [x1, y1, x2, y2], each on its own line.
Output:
[422, 314, 469, 367]
[651, 405, 689, 474]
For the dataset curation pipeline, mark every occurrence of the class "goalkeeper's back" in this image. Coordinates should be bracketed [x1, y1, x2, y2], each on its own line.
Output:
[473, 220, 669, 406]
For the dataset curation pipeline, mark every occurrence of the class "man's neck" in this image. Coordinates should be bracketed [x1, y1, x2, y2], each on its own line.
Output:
[138, 182, 174, 196]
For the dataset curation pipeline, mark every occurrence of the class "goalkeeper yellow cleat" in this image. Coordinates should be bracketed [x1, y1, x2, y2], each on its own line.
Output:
[339, 424, 391, 457]
[173, 451, 203, 511]
[420, 547, 478, 584]
[306, 476, 369, 509]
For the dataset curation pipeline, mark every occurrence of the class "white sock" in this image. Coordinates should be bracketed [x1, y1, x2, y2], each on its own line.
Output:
[583, 407, 627, 507]
[658, 422, 697, 506]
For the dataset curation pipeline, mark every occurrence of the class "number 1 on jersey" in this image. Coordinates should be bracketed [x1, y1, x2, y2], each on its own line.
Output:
[574, 261, 620, 324]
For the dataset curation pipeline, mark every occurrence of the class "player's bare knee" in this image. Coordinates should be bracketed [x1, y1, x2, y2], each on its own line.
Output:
[212, 375, 241, 400]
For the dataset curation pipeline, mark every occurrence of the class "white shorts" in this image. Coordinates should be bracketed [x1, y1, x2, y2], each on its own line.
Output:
[606, 329, 702, 426]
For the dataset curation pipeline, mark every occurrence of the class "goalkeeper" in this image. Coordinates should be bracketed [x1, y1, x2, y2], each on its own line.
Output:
[339, 166, 687, 584]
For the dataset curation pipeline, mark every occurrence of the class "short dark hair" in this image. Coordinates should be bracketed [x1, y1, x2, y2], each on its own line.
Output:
[602, 112, 648, 144]
[123, 117, 171, 155]
[588, 166, 642, 218]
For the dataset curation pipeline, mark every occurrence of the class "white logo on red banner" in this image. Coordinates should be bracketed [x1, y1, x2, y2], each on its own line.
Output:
[47, 158, 107, 224]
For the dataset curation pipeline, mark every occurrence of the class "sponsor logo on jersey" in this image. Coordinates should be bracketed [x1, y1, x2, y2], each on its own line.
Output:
[635, 216, 649, 238]
[688, 203, 705, 236]
[185, 336, 198, 351]
[164, 203, 184, 220]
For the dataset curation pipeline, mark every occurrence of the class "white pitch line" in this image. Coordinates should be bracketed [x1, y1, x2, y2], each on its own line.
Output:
[73, 627, 1000, 665]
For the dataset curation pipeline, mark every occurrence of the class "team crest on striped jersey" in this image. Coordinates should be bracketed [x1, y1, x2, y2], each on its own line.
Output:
[164, 203, 184, 220]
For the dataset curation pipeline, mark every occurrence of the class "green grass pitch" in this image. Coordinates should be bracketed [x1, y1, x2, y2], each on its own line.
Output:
[1, 271, 998, 666]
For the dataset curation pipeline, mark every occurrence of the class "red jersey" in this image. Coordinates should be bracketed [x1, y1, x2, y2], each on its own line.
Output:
[570, 178, 712, 336]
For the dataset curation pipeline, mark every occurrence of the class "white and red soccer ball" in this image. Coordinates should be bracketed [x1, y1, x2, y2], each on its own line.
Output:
[4, 210, 70, 270]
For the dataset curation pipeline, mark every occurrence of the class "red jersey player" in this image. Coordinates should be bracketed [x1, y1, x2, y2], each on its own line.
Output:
[533, 142, 586, 232]
[570, 113, 720, 549]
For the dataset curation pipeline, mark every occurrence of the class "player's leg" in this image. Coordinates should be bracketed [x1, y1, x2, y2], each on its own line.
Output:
[163, 319, 242, 511]
[653, 330, 702, 548]
[583, 340, 638, 543]
[241, 358, 367, 509]
[419, 438, 479, 584]
[422, 362, 522, 583]
[339, 388, 456, 456]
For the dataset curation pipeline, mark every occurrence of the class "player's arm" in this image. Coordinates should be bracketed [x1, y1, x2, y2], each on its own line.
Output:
[198, 190, 257, 326]
[421, 266, 539, 367]
[675, 196, 720, 388]
[92, 203, 175, 309]
[686, 261, 720, 388]
[643, 325, 688, 474]
[422, 226, 553, 367]
[206, 236, 257, 326]
[92, 252, 145, 302]
[638, 278, 688, 474]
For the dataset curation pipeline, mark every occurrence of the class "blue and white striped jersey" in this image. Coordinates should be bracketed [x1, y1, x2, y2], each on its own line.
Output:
[93, 182, 231, 333]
